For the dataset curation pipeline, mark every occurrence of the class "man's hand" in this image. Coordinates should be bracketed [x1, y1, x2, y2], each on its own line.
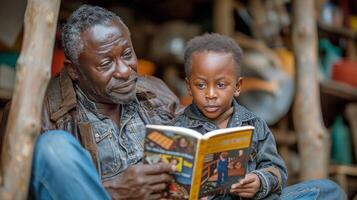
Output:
[103, 163, 175, 200]
[230, 173, 260, 198]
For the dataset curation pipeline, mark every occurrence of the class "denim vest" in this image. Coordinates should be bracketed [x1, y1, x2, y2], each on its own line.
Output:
[173, 100, 287, 199]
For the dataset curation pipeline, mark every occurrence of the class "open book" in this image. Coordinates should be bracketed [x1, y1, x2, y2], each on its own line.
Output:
[143, 124, 254, 200]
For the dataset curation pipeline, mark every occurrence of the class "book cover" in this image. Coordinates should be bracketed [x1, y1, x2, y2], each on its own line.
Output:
[143, 125, 254, 200]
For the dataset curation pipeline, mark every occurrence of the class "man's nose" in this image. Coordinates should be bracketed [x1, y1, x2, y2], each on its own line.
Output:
[113, 60, 131, 80]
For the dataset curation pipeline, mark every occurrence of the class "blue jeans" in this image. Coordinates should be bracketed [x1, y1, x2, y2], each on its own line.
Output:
[31, 131, 347, 200]
[280, 179, 347, 200]
[30, 130, 110, 200]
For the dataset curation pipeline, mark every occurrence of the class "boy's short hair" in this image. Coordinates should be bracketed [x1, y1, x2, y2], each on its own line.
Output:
[184, 33, 243, 77]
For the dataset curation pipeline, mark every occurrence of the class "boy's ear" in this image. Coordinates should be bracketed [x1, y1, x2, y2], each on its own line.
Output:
[234, 77, 243, 97]
[64, 59, 79, 81]
[185, 77, 193, 96]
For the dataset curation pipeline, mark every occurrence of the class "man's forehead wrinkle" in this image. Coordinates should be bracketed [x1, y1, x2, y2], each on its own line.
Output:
[82, 25, 130, 53]
[84, 38, 129, 54]
[88, 25, 124, 41]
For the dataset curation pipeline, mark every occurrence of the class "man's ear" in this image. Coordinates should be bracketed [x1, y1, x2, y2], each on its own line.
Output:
[64, 59, 79, 81]
[185, 77, 192, 96]
[234, 77, 243, 97]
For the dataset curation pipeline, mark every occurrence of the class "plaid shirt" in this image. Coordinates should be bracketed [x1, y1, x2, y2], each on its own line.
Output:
[174, 100, 287, 199]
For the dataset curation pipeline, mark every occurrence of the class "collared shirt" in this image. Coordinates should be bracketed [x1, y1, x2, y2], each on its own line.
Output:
[174, 100, 288, 199]
[75, 86, 147, 179]
[40, 69, 182, 181]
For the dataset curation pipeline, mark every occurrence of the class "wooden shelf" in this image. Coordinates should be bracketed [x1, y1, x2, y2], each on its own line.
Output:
[0, 88, 12, 107]
[330, 165, 357, 176]
[318, 22, 357, 40]
[329, 164, 357, 197]
[321, 80, 357, 100]
[0, 88, 12, 100]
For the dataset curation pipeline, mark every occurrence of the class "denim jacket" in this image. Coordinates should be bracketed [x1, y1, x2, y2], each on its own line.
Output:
[174, 100, 287, 199]
[40, 69, 183, 180]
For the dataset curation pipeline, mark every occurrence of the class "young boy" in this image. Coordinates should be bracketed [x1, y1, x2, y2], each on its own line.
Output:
[174, 33, 287, 199]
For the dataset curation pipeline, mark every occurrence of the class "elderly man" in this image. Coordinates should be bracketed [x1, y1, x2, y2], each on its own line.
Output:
[29, 4, 181, 199]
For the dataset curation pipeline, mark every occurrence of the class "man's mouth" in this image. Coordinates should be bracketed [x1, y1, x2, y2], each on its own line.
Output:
[110, 79, 136, 94]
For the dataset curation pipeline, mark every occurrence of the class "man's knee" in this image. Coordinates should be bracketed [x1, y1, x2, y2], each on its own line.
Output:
[34, 130, 81, 168]
[36, 130, 76, 147]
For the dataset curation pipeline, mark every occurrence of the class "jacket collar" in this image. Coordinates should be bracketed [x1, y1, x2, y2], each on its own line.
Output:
[49, 69, 77, 121]
[50, 69, 156, 122]
[183, 99, 256, 130]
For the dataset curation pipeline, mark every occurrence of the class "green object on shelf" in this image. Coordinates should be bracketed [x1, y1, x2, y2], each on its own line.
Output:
[0, 52, 19, 68]
[331, 116, 353, 165]
[318, 39, 341, 78]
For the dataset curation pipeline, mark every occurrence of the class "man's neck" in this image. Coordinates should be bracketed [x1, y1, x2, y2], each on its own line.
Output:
[95, 102, 121, 125]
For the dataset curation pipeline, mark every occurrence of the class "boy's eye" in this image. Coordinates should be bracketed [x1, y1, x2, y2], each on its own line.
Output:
[217, 82, 226, 89]
[195, 83, 206, 90]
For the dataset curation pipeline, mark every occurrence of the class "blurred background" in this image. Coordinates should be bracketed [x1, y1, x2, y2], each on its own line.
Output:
[0, 0, 357, 199]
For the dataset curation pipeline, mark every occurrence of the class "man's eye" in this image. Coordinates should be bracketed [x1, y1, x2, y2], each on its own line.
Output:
[100, 60, 112, 67]
[123, 50, 132, 59]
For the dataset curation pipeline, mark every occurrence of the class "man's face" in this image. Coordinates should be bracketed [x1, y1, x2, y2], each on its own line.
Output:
[186, 51, 242, 120]
[72, 19, 138, 104]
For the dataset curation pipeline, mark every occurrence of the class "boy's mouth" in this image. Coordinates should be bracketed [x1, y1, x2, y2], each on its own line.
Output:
[204, 105, 219, 112]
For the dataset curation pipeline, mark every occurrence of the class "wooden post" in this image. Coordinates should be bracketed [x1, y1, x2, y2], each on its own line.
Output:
[248, 0, 266, 40]
[0, 0, 60, 199]
[292, 0, 329, 179]
[213, 0, 234, 36]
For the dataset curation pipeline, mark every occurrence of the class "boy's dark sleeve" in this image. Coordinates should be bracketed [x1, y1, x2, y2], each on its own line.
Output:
[250, 118, 288, 199]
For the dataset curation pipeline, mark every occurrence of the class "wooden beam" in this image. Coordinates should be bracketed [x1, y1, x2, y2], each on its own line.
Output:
[292, 0, 329, 179]
[213, 0, 234, 36]
[0, 0, 60, 199]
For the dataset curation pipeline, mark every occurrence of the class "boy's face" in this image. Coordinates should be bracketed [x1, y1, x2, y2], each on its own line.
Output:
[186, 51, 242, 120]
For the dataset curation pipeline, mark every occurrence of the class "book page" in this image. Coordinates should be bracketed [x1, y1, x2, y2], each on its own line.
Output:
[198, 128, 253, 198]
[146, 124, 203, 139]
[144, 126, 199, 199]
[203, 125, 254, 140]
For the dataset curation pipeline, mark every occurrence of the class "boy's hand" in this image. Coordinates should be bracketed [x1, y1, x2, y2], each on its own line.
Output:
[103, 163, 176, 200]
[230, 173, 261, 198]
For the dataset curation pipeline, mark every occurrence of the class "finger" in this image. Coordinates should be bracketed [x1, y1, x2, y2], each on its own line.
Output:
[231, 179, 253, 189]
[149, 183, 168, 193]
[148, 192, 164, 200]
[141, 163, 175, 174]
[231, 182, 242, 189]
[235, 192, 255, 198]
[233, 181, 258, 190]
[128, 187, 150, 200]
[231, 187, 255, 193]
[240, 176, 255, 185]
[147, 174, 173, 185]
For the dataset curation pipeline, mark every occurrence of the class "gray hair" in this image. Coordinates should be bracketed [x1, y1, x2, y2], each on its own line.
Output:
[62, 4, 127, 64]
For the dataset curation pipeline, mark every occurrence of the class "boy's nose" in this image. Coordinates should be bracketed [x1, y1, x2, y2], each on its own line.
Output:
[205, 87, 217, 99]
[113, 60, 131, 80]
